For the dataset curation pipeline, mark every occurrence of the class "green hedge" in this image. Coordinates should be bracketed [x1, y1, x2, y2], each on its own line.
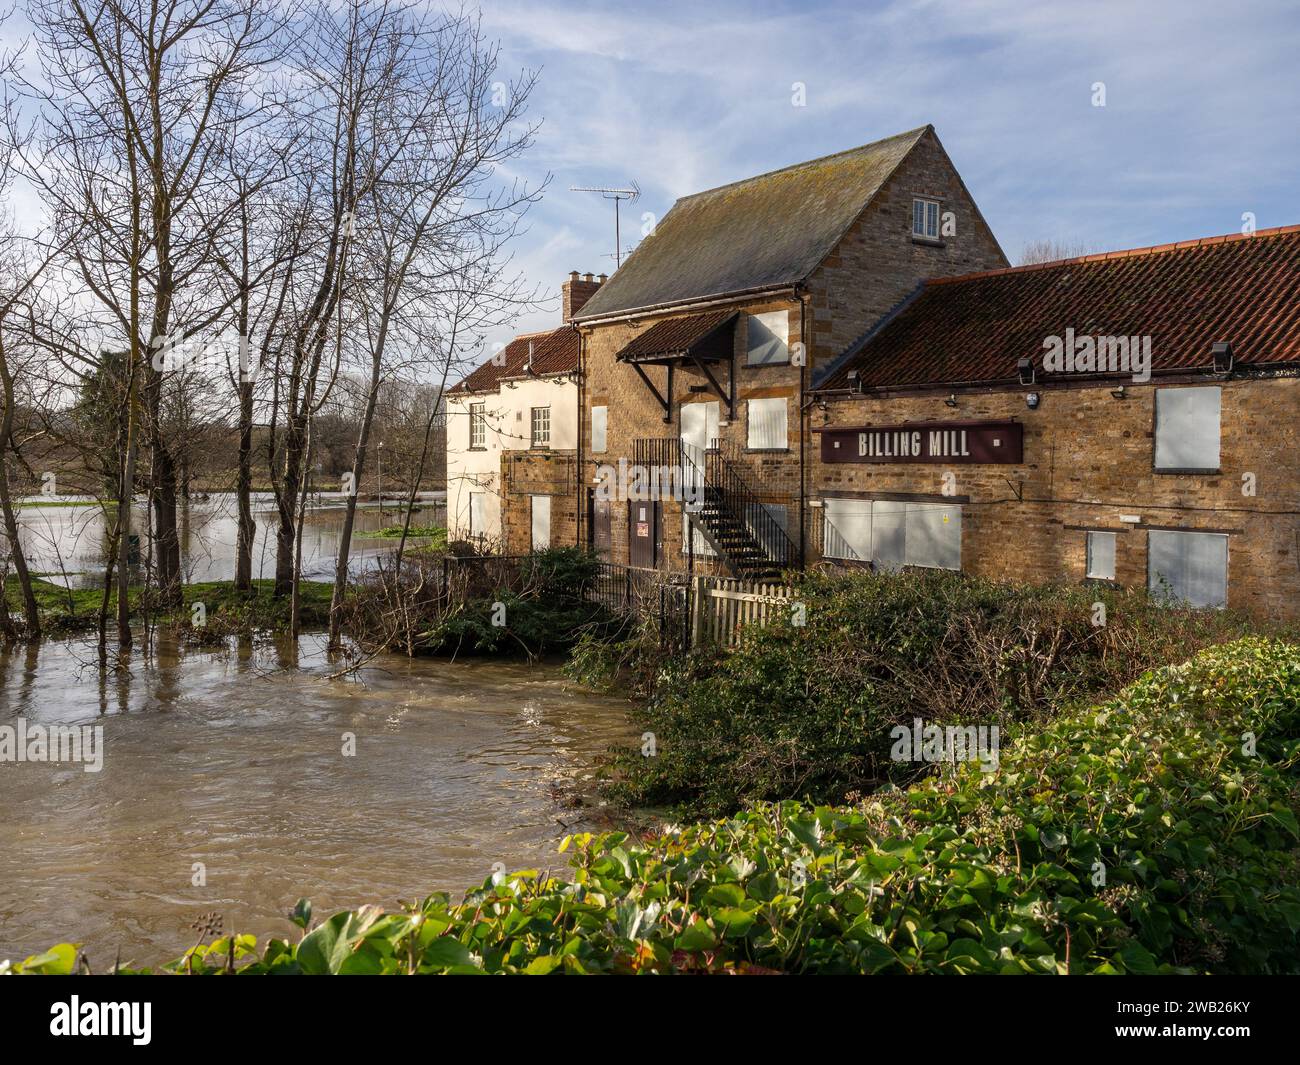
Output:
[600, 571, 1265, 817]
[8, 637, 1298, 974]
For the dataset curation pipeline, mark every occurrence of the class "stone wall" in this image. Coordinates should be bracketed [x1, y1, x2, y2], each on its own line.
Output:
[807, 375, 1300, 622]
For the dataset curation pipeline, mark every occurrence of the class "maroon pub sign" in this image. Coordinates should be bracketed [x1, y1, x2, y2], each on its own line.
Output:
[817, 419, 1023, 464]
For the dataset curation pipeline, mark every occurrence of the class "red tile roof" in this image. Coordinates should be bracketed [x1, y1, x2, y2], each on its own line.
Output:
[816, 224, 1300, 392]
[449, 325, 579, 394]
[615, 310, 737, 363]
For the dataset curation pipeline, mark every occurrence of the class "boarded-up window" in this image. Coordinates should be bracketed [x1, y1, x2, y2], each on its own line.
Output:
[746, 502, 789, 561]
[871, 501, 907, 571]
[1154, 387, 1220, 470]
[904, 503, 961, 570]
[822, 498, 960, 570]
[682, 511, 716, 557]
[469, 492, 485, 537]
[1148, 529, 1227, 608]
[747, 397, 787, 450]
[1087, 531, 1116, 580]
[531, 495, 551, 551]
[747, 311, 789, 366]
[822, 498, 871, 561]
[591, 405, 607, 453]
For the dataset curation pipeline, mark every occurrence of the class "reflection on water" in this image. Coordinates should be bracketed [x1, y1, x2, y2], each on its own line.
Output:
[13, 492, 446, 588]
[0, 634, 635, 964]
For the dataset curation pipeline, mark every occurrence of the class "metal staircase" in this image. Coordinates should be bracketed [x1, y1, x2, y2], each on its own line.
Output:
[630, 437, 797, 578]
[686, 442, 796, 579]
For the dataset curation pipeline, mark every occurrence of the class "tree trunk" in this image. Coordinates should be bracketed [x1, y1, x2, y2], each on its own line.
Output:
[234, 377, 255, 592]
[327, 360, 382, 650]
[0, 343, 39, 637]
[274, 419, 303, 597]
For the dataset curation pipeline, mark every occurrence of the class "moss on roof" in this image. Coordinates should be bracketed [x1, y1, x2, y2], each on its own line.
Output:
[574, 126, 931, 321]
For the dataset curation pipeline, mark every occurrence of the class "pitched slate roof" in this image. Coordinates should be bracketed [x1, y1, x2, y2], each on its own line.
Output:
[615, 311, 737, 363]
[574, 126, 931, 322]
[449, 325, 579, 394]
[815, 224, 1300, 392]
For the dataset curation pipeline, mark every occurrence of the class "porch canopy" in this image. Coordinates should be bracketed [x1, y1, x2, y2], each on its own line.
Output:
[615, 310, 738, 420]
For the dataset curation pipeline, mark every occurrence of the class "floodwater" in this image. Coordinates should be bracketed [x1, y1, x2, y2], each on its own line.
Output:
[1, 493, 637, 966]
[12, 491, 446, 588]
[0, 634, 636, 965]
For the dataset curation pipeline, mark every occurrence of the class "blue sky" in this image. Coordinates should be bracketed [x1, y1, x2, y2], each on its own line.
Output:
[483, 0, 1300, 347]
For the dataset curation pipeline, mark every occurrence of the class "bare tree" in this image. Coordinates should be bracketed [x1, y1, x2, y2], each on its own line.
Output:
[18, 0, 286, 644]
[323, 8, 544, 650]
[1019, 238, 1099, 266]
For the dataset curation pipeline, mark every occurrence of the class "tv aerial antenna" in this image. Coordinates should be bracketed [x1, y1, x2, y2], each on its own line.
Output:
[570, 181, 640, 268]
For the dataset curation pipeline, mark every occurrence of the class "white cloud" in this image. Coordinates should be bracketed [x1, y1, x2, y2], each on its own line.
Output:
[468, 0, 1300, 369]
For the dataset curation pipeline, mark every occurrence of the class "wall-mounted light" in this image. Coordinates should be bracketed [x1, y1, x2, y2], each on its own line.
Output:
[1212, 341, 1234, 373]
[1110, 384, 1127, 400]
[1017, 357, 1036, 386]
[944, 394, 958, 408]
[1025, 391, 1040, 410]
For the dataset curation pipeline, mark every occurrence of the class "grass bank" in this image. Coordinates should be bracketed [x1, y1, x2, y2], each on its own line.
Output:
[9, 637, 1298, 974]
[4, 576, 333, 637]
[355, 524, 447, 550]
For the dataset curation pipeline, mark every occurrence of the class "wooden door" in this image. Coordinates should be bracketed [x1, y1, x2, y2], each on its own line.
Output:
[588, 489, 611, 559]
[628, 499, 660, 569]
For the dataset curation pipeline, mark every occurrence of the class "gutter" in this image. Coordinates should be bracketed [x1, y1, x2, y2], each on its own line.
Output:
[810, 361, 1300, 401]
[572, 283, 800, 329]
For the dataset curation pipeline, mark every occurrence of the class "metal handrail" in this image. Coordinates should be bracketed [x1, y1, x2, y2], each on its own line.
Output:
[631, 436, 797, 572]
[703, 441, 797, 569]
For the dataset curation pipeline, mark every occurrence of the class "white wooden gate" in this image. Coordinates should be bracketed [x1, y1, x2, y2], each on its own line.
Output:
[690, 574, 797, 648]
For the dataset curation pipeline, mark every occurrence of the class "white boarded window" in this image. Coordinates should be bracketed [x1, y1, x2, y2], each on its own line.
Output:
[747, 311, 789, 366]
[591, 405, 608, 454]
[822, 497, 872, 561]
[871, 500, 908, 571]
[531, 495, 551, 550]
[1087, 531, 1117, 580]
[746, 502, 789, 561]
[822, 499, 960, 570]
[469, 492, 485, 536]
[1148, 530, 1227, 608]
[913, 198, 940, 240]
[682, 511, 716, 557]
[904, 503, 961, 570]
[1154, 387, 1221, 471]
[747, 397, 788, 450]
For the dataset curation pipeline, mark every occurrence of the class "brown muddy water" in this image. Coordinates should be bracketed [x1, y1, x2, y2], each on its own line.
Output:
[0, 633, 636, 966]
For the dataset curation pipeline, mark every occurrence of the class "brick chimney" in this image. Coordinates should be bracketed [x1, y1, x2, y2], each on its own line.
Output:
[562, 270, 603, 320]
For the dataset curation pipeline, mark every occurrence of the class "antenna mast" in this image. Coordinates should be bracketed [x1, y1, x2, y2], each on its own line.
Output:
[570, 181, 640, 267]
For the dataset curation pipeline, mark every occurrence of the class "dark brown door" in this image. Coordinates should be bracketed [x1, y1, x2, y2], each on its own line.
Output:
[588, 489, 612, 559]
[628, 500, 660, 568]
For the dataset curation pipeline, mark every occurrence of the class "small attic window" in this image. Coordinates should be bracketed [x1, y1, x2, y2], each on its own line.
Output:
[912, 198, 941, 241]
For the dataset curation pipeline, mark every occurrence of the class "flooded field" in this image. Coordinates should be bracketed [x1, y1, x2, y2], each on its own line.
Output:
[12, 491, 445, 588]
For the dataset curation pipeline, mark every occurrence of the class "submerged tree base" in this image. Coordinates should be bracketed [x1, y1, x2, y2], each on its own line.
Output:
[2, 577, 333, 640]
